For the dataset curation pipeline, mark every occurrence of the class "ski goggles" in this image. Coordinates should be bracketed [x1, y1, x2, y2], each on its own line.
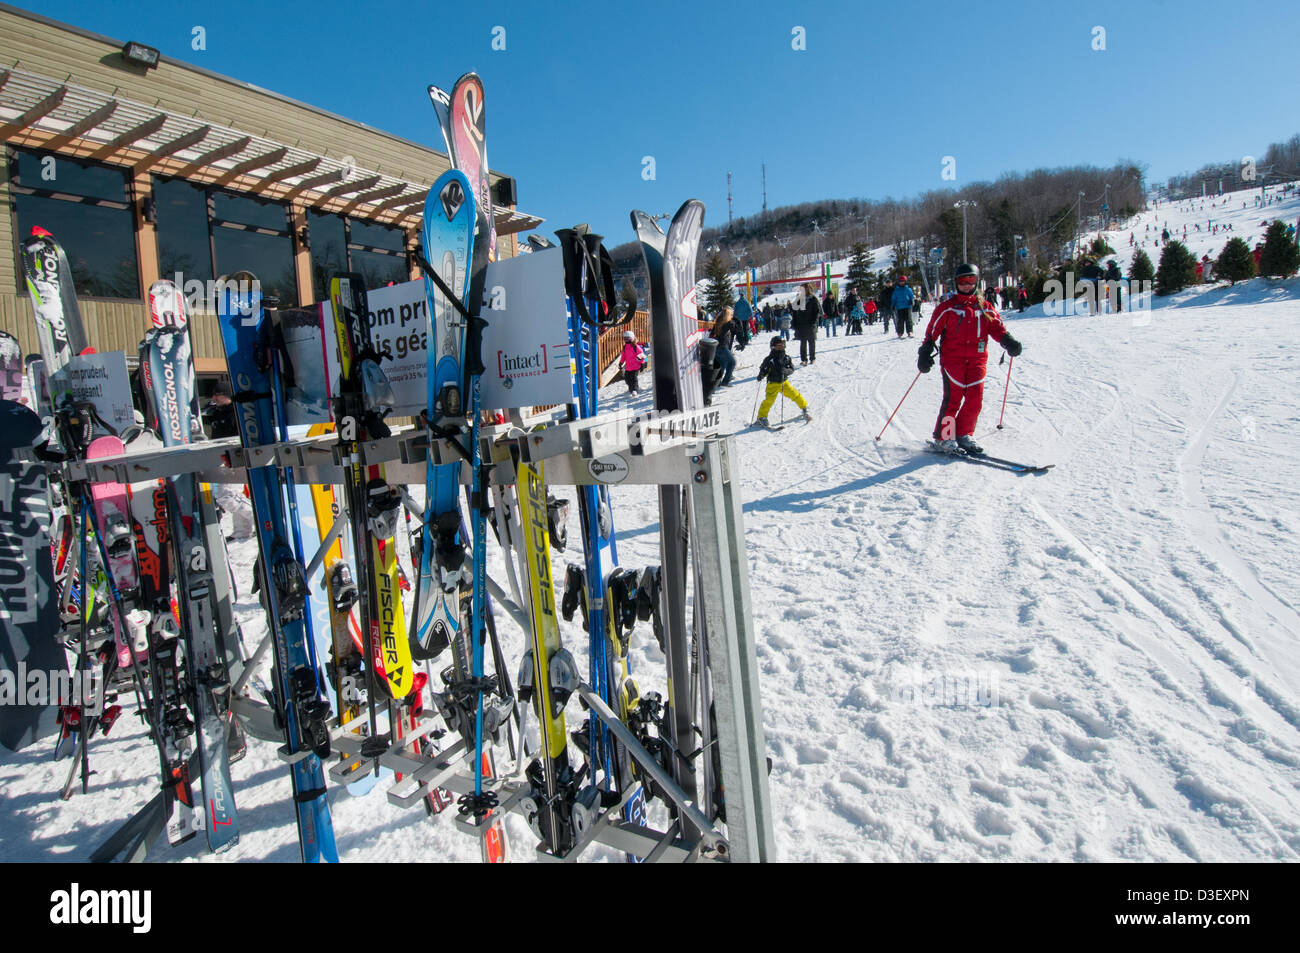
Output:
[956, 276, 978, 289]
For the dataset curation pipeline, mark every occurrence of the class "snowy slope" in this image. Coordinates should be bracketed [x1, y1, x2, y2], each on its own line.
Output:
[1094, 184, 1299, 278]
[3, 277, 1299, 862]
[739, 183, 1300, 310]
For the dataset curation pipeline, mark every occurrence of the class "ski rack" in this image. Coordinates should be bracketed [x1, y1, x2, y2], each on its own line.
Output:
[53, 407, 776, 862]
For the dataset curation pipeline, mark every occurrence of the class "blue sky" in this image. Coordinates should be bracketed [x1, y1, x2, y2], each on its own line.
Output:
[12, 0, 1299, 246]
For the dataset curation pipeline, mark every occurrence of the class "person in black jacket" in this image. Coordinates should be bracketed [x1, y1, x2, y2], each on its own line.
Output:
[843, 288, 861, 335]
[878, 283, 894, 335]
[822, 289, 839, 337]
[201, 381, 239, 438]
[793, 284, 820, 364]
[711, 308, 738, 386]
[755, 337, 811, 427]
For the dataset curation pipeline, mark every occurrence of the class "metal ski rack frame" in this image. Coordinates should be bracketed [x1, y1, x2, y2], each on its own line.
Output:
[52, 407, 776, 862]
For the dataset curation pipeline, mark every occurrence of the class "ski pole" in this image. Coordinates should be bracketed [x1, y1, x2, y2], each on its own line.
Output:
[875, 371, 922, 442]
[751, 381, 763, 424]
[996, 356, 1013, 430]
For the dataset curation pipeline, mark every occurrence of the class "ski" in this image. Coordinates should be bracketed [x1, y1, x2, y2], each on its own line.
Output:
[298, 425, 378, 797]
[516, 459, 592, 856]
[555, 226, 647, 856]
[21, 227, 90, 373]
[924, 441, 1054, 474]
[20, 225, 128, 798]
[328, 275, 414, 717]
[219, 272, 337, 863]
[126, 451, 200, 846]
[425, 77, 514, 860]
[631, 202, 709, 810]
[140, 305, 240, 852]
[411, 169, 475, 664]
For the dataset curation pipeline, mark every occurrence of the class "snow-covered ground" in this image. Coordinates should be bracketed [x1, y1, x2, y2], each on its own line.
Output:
[3, 191, 1299, 863]
[6, 273, 1299, 863]
[732, 277, 1300, 862]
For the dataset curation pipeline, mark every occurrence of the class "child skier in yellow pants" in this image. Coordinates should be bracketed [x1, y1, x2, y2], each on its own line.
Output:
[755, 336, 811, 427]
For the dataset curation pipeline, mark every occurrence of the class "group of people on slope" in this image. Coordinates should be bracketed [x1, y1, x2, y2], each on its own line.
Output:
[755, 263, 1025, 445]
[643, 263, 1024, 447]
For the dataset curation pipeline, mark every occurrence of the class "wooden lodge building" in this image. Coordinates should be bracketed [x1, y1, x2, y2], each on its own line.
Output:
[0, 3, 540, 383]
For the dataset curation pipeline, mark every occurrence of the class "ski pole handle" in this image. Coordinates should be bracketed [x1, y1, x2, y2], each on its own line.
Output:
[875, 370, 922, 441]
[996, 356, 1013, 430]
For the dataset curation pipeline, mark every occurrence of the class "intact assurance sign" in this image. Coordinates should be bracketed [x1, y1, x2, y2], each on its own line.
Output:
[479, 247, 572, 409]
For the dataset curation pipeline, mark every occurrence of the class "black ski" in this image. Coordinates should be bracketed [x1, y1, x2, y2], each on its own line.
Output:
[924, 441, 1053, 474]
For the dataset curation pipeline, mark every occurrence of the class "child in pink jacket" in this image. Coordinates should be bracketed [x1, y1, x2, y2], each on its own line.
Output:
[618, 331, 647, 393]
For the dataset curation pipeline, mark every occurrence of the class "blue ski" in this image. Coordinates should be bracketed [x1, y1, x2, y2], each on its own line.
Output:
[217, 273, 338, 863]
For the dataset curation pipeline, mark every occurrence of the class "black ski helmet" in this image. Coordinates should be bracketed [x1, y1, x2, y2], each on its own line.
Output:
[771, 335, 785, 347]
[955, 263, 980, 281]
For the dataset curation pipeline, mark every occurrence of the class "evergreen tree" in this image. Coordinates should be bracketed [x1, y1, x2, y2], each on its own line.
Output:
[1089, 236, 1116, 257]
[619, 278, 640, 316]
[890, 238, 912, 276]
[701, 252, 734, 317]
[1257, 220, 1300, 278]
[1155, 240, 1198, 295]
[1129, 248, 1156, 283]
[845, 241, 875, 296]
[1215, 237, 1256, 285]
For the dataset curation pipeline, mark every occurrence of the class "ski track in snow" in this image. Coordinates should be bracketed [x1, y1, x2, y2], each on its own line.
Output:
[3, 187, 1300, 862]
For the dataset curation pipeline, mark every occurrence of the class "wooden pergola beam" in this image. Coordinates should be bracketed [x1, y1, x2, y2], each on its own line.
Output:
[135, 124, 212, 173]
[292, 168, 344, 192]
[11, 85, 68, 130]
[350, 183, 405, 204]
[61, 99, 119, 140]
[176, 135, 251, 177]
[323, 173, 380, 199]
[90, 114, 166, 159]
[228, 145, 288, 177]
[253, 156, 321, 189]
[374, 188, 426, 212]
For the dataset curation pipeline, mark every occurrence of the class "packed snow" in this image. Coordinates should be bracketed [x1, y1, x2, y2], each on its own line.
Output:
[2, 187, 1299, 862]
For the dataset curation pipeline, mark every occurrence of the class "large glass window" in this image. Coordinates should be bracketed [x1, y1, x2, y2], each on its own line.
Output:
[153, 177, 213, 286]
[210, 190, 297, 306]
[14, 151, 129, 201]
[9, 148, 140, 298]
[349, 219, 408, 290]
[308, 210, 348, 301]
[307, 213, 409, 293]
[349, 219, 405, 252]
[351, 248, 408, 289]
[212, 192, 291, 232]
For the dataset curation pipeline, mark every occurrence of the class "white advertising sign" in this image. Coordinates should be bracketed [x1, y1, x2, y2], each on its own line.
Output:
[479, 247, 573, 409]
[50, 351, 134, 435]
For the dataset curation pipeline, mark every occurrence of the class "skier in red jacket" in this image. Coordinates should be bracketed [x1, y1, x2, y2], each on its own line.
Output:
[916, 263, 1022, 454]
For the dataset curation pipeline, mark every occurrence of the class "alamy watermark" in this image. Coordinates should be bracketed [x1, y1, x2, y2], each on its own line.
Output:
[0, 664, 104, 713]
[889, 667, 1002, 708]
[1040, 272, 1153, 324]
[169, 273, 262, 314]
[50, 884, 151, 933]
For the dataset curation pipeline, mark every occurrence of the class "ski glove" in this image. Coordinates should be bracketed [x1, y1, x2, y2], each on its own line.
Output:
[1002, 334, 1023, 358]
[917, 339, 936, 374]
